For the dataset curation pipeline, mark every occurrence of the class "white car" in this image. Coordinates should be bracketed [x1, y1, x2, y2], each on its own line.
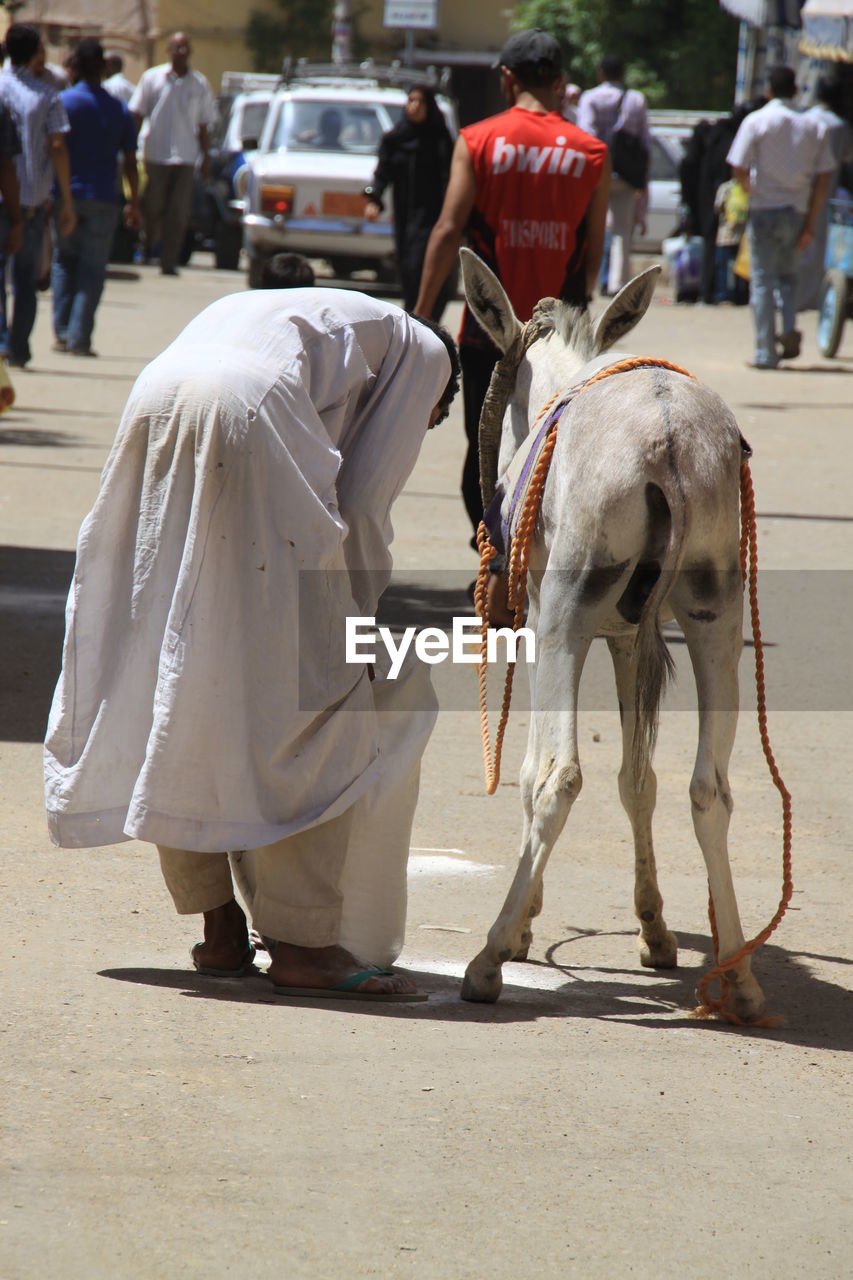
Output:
[636, 128, 687, 253]
[243, 69, 457, 288]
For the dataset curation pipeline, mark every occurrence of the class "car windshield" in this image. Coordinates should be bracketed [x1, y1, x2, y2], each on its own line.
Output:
[271, 100, 391, 154]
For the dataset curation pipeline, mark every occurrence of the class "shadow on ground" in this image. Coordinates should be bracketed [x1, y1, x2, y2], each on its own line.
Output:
[99, 928, 853, 1053]
[0, 546, 74, 741]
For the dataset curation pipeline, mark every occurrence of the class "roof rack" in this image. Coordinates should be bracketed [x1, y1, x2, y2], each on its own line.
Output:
[279, 58, 452, 93]
[647, 108, 728, 127]
[220, 71, 281, 96]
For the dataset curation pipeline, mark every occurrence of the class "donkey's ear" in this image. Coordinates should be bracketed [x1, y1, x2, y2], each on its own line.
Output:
[460, 248, 522, 354]
[592, 265, 661, 353]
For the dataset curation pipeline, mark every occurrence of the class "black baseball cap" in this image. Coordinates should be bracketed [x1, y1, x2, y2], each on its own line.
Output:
[495, 29, 563, 77]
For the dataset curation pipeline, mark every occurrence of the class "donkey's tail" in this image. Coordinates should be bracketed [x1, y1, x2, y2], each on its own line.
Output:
[632, 482, 687, 788]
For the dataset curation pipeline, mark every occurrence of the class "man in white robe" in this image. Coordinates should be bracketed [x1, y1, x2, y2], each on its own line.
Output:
[44, 287, 458, 999]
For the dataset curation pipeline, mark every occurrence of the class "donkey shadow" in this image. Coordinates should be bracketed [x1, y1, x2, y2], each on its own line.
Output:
[99, 927, 853, 1051]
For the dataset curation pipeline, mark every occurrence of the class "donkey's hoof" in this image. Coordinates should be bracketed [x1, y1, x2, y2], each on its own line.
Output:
[638, 929, 678, 969]
[724, 970, 766, 1023]
[461, 956, 503, 1003]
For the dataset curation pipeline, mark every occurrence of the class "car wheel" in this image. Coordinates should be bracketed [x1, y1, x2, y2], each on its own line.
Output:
[328, 256, 359, 280]
[817, 268, 847, 358]
[247, 255, 268, 289]
[214, 224, 242, 271]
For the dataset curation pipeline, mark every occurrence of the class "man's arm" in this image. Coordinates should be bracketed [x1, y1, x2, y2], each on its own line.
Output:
[798, 169, 832, 250]
[414, 135, 476, 317]
[731, 164, 751, 195]
[576, 92, 595, 137]
[584, 151, 611, 294]
[198, 122, 210, 180]
[122, 148, 141, 229]
[48, 133, 75, 236]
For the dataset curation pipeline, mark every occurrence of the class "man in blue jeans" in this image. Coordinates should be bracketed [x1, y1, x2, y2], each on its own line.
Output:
[0, 23, 76, 367]
[51, 38, 139, 357]
[727, 65, 833, 369]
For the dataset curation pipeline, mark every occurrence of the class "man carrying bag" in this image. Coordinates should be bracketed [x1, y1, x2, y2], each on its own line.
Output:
[578, 53, 650, 293]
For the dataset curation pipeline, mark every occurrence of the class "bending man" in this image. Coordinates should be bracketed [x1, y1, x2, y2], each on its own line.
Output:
[45, 287, 459, 999]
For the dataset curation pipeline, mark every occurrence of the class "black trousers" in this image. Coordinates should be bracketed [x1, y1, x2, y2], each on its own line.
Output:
[460, 344, 499, 536]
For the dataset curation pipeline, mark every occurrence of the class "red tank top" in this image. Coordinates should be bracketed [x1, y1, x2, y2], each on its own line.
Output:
[461, 107, 607, 344]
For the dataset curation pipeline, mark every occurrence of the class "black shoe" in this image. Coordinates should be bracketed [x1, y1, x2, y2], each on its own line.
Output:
[777, 329, 801, 360]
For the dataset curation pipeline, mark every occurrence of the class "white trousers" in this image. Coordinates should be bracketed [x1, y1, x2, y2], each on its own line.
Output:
[607, 176, 636, 294]
[158, 808, 353, 948]
[157, 650, 439, 962]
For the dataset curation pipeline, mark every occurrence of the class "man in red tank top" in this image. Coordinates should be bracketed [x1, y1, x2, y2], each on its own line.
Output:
[415, 29, 610, 539]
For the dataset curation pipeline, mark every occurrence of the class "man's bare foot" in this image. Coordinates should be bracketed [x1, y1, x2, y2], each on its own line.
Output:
[192, 898, 253, 973]
[267, 942, 417, 995]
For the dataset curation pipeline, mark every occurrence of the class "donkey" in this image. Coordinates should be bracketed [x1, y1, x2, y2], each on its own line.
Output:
[460, 248, 766, 1023]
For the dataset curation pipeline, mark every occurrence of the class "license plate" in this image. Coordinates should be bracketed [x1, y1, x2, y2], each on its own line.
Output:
[321, 191, 366, 217]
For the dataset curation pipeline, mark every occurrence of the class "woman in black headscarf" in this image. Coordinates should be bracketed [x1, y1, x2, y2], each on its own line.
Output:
[364, 84, 454, 318]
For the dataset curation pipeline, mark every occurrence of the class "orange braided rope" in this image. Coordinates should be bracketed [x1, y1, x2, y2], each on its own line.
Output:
[691, 459, 793, 1026]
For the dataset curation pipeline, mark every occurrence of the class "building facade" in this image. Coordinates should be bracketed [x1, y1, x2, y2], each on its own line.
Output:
[7, 0, 512, 109]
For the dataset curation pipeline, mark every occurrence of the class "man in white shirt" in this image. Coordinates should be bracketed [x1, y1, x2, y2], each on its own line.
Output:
[728, 65, 834, 368]
[129, 32, 214, 275]
[102, 52, 136, 106]
[44, 288, 459, 1000]
[577, 53, 650, 295]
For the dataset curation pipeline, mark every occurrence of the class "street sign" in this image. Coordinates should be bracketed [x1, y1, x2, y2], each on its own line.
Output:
[383, 0, 440, 30]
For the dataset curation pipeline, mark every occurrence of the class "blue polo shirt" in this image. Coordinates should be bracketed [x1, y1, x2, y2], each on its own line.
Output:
[60, 80, 138, 203]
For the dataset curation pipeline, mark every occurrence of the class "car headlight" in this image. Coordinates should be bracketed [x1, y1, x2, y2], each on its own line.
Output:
[260, 184, 294, 216]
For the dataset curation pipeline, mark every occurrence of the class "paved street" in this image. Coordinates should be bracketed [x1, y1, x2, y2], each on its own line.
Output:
[2, 254, 852, 1278]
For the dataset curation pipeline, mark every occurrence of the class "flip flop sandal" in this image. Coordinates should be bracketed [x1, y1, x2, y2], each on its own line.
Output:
[270, 968, 428, 1002]
[190, 942, 256, 977]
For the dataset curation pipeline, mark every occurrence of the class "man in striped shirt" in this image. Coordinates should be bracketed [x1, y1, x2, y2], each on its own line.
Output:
[0, 24, 76, 368]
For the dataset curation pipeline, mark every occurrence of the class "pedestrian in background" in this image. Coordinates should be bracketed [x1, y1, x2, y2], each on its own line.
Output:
[728, 64, 834, 368]
[680, 100, 764, 306]
[129, 32, 214, 276]
[51, 38, 139, 357]
[0, 74, 23, 264]
[103, 51, 135, 106]
[260, 251, 315, 288]
[364, 83, 453, 317]
[577, 53, 649, 295]
[0, 23, 75, 368]
[797, 74, 853, 310]
[562, 82, 581, 124]
[416, 29, 609, 545]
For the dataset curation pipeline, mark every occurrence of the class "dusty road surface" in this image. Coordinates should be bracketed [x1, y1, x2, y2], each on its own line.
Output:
[2, 256, 852, 1279]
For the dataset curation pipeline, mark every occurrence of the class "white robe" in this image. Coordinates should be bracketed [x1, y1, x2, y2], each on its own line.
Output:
[44, 288, 450, 852]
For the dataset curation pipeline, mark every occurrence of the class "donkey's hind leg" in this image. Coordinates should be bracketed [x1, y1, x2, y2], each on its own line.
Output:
[607, 634, 678, 969]
[671, 577, 766, 1021]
